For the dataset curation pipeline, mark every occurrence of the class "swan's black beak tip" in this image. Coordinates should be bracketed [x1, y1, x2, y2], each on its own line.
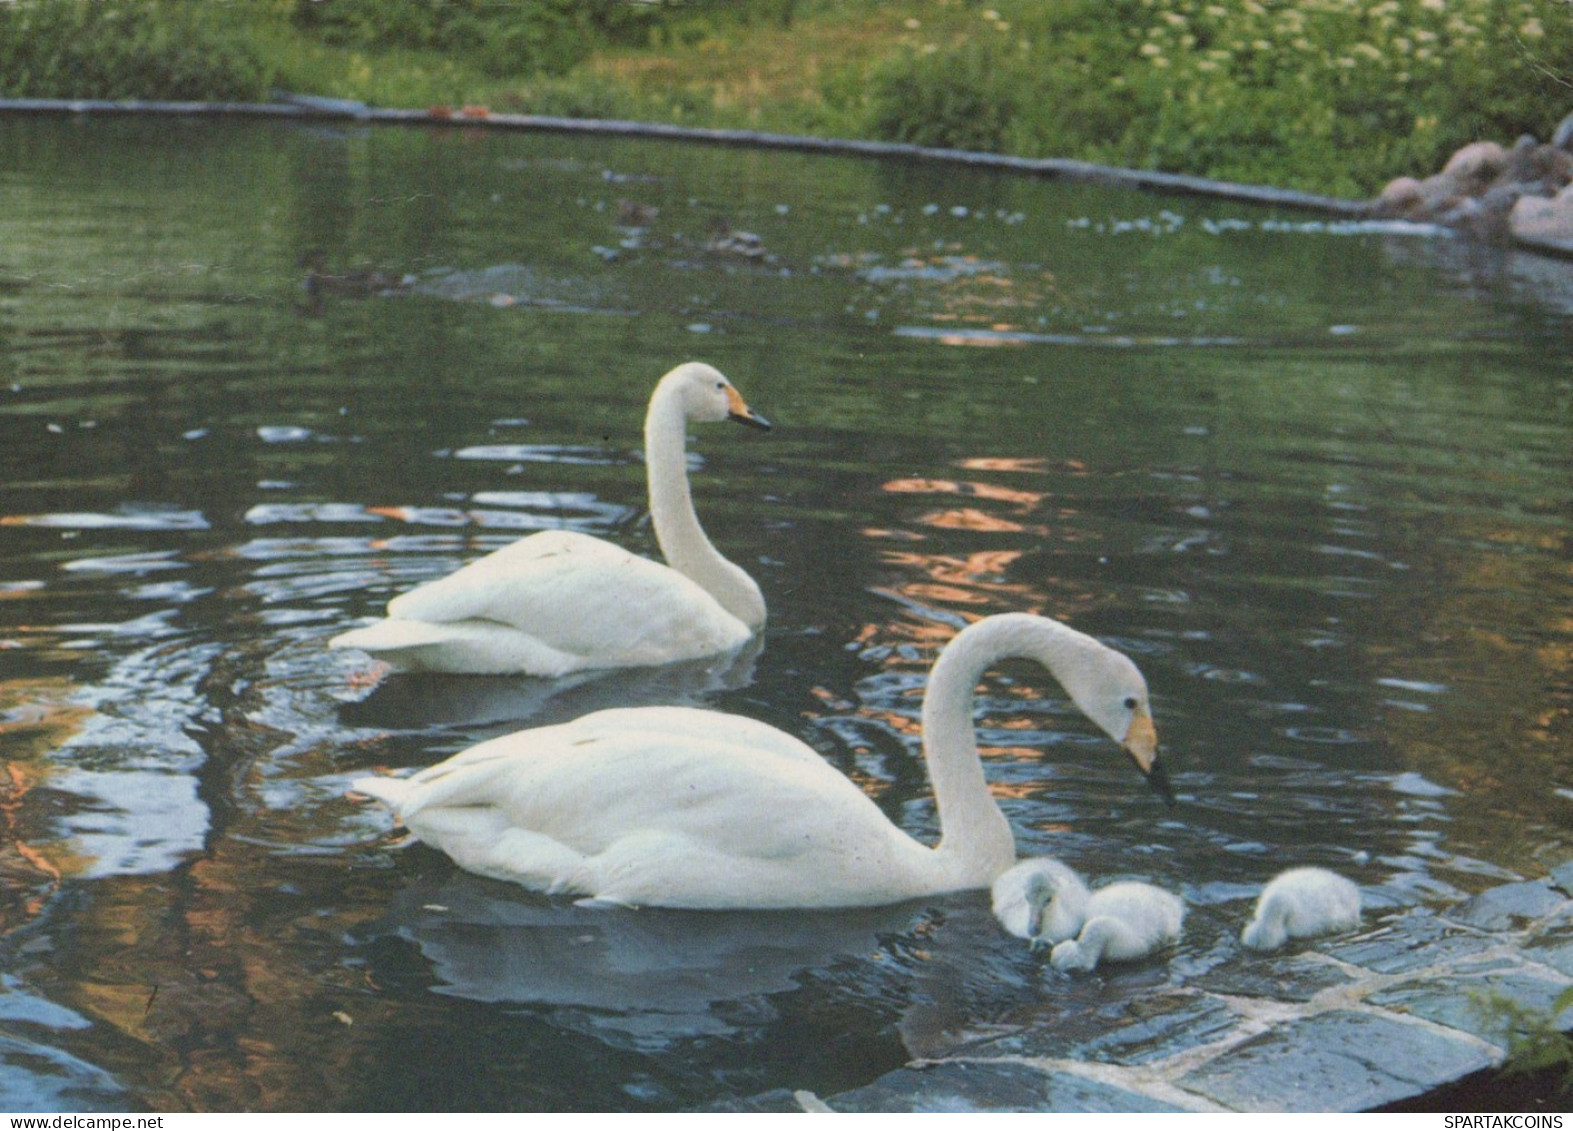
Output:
[729, 409, 771, 431]
[1145, 758, 1177, 807]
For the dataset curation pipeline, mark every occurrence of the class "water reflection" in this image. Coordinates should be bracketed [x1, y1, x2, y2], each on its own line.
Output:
[0, 115, 1568, 1110]
[339, 639, 760, 739]
[361, 871, 920, 1038]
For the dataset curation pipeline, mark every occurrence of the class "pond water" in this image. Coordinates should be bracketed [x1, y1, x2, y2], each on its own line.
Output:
[0, 115, 1569, 1112]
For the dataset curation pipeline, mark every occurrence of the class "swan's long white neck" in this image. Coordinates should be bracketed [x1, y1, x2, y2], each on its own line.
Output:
[644, 382, 766, 628]
[921, 614, 1114, 886]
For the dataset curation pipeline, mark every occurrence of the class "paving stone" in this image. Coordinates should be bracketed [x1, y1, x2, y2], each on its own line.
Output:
[831, 878, 1572, 1112]
[1444, 882, 1568, 931]
[1324, 911, 1497, 975]
[1549, 860, 1573, 898]
[972, 991, 1242, 1066]
[0, 1031, 128, 1113]
[1187, 952, 1357, 1002]
[1523, 919, 1573, 979]
[1176, 1009, 1497, 1112]
[829, 1059, 1184, 1113]
[692, 1087, 806, 1112]
[1368, 959, 1572, 1048]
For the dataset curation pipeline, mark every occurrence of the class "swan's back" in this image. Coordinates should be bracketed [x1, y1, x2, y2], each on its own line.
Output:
[334, 531, 752, 674]
[1241, 867, 1360, 951]
[1084, 882, 1184, 941]
[352, 706, 937, 909]
[1049, 881, 1183, 971]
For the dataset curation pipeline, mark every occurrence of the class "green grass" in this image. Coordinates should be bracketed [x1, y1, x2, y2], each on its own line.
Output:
[2, 0, 1571, 197]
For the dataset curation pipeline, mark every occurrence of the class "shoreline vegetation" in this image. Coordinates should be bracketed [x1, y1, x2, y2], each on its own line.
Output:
[0, 0, 1570, 200]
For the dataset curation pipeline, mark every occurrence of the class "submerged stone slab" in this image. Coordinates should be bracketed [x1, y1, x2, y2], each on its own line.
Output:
[693, 1087, 806, 1113]
[1368, 959, 1572, 1049]
[1324, 912, 1497, 975]
[829, 1059, 1183, 1113]
[1445, 881, 1568, 931]
[973, 990, 1240, 1067]
[1176, 1009, 1496, 1112]
[1523, 919, 1573, 978]
[1188, 951, 1356, 1002]
[1549, 861, 1573, 898]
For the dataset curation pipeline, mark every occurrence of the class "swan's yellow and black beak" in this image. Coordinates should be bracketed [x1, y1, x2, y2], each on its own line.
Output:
[725, 385, 771, 431]
[1123, 707, 1175, 806]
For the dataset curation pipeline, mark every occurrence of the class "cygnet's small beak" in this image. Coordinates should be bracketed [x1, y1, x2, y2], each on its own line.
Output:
[725, 385, 771, 431]
[1123, 708, 1175, 806]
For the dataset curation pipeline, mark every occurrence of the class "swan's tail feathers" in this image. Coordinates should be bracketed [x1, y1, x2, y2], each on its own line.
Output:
[329, 617, 581, 676]
[330, 618, 449, 655]
[350, 773, 418, 814]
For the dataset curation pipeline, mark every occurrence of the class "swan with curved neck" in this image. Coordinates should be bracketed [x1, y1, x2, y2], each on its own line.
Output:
[329, 362, 769, 675]
[351, 612, 1171, 909]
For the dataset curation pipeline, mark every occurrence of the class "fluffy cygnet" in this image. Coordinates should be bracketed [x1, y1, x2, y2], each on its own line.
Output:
[990, 857, 1090, 944]
[992, 857, 1183, 971]
[1048, 881, 1185, 973]
[1240, 866, 1361, 952]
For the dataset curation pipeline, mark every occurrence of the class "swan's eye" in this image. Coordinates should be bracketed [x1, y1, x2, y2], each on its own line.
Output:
[715, 380, 725, 390]
[1123, 696, 1139, 710]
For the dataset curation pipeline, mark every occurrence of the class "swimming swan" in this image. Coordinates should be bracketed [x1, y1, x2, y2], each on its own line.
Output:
[1240, 867, 1361, 952]
[351, 612, 1172, 910]
[1047, 880, 1184, 972]
[992, 857, 1182, 970]
[329, 361, 770, 675]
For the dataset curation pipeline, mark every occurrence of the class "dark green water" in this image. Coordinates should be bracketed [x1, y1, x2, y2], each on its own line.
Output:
[0, 116, 1568, 1111]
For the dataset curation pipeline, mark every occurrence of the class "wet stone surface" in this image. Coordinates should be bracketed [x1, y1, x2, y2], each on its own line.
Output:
[794, 875, 1573, 1113]
[829, 1060, 1188, 1114]
[1176, 1010, 1498, 1113]
[968, 990, 1241, 1067]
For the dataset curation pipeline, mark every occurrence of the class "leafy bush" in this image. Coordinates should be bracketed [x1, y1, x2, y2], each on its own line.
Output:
[290, 0, 654, 78]
[0, 0, 273, 101]
[868, 39, 1023, 153]
[863, 0, 1573, 196]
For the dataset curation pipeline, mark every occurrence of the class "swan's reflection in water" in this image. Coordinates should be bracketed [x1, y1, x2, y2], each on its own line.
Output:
[339, 637, 761, 742]
[361, 869, 927, 1046]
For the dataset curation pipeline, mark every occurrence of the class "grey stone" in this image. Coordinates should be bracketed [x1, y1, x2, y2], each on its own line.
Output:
[692, 1087, 810, 1112]
[1368, 959, 1571, 1049]
[1548, 859, 1573, 898]
[829, 1059, 1184, 1113]
[1324, 911, 1496, 974]
[0, 1032, 127, 1114]
[1524, 916, 1573, 978]
[1444, 881, 1567, 930]
[1188, 952, 1357, 1002]
[973, 991, 1241, 1066]
[1177, 1010, 1497, 1112]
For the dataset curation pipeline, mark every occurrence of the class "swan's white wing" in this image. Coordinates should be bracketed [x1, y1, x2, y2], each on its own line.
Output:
[366, 531, 750, 670]
[354, 708, 929, 908]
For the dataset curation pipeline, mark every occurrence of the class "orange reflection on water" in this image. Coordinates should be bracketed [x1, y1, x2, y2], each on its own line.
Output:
[882, 478, 1045, 513]
[0, 678, 94, 927]
[957, 456, 1089, 476]
[913, 507, 1034, 534]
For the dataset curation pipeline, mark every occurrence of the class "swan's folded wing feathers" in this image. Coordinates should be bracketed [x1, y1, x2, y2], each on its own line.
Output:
[387, 531, 749, 663]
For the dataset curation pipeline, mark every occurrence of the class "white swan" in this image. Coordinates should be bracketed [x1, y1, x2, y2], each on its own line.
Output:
[329, 361, 770, 675]
[1240, 867, 1361, 952]
[1047, 881, 1184, 972]
[992, 857, 1183, 970]
[351, 612, 1171, 910]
